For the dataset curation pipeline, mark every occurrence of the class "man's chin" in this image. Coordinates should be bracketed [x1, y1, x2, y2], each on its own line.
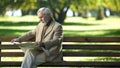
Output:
[42, 22, 47, 25]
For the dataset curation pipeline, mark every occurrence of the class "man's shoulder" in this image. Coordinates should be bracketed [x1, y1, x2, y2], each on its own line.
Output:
[37, 22, 44, 26]
[53, 21, 62, 26]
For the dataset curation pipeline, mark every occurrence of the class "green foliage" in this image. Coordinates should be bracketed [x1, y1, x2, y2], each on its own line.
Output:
[1, 0, 120, 14]
[20, 0, 37, 11]
[70, 0, 120, 15]
[0, 0, 120, 23]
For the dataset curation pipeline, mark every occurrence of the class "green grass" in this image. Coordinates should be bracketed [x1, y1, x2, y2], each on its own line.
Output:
[0, 16, 120, 37]
[63, 16, 120, 37]
[0, 17, 120, 45]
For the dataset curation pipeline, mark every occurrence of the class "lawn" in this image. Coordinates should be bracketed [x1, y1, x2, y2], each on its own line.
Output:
[0, 16, 120, 37]
[64, 16, 120, 37]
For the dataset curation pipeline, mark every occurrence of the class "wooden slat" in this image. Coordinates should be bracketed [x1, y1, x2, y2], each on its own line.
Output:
[0, 52, 24, 57]
[0, 45, 19, 49]
[0, 40, 1, 62]
[1, 52, 120, 57]
[63, 52, 120, 57]
[1, 45, 120, 50]
[0, 62, 21, 67]
[0, 36, 34, 42]
[0, 61, 120, 67]
[0, 36, 16, 42]
[41, 61, 120, 67]
[1, 37, 120, 42]
[63, 45, 120, 50]
[63, 37, 120, 42]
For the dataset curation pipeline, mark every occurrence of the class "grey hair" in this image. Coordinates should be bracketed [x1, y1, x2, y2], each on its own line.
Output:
[37, 7, 52, 16]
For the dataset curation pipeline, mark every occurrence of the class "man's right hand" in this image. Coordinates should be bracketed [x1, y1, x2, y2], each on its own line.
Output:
[11, 38, 20, 43]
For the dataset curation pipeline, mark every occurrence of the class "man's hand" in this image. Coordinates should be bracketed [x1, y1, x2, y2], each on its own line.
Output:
[33, 42, 45, 50]
[40, 43, 45, 48]
[11, 38, 20, 45]
[11, 38, 20, 42]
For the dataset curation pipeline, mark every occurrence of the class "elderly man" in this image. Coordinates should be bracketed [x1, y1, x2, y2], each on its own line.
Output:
[11, 7, 63, 68]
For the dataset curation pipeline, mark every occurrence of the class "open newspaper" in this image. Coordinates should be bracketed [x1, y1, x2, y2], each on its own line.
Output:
[12, 42, 50, 56]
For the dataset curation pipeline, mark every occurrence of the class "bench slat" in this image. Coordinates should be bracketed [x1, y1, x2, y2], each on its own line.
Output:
[1, 61, 120, 67]
[63, 52, 120, 57]
[63, 45, 120, 50]
[0, 45, 19, 49]
[0, 52, 24, 57]
[1, 37, 120, 42]
[63, 37, 120, 42]
[1, 45, 120, 50]
[1, 52, 120, 57]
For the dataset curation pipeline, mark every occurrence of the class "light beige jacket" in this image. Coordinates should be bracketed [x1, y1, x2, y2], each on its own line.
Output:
[18, 20, 63, 62]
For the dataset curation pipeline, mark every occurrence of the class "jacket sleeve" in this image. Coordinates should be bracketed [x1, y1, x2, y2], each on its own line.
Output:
[43, 25, 63, 49]
[17, 28, 36, 42]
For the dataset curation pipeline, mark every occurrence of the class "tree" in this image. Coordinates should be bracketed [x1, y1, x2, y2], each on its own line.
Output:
[108, 0, 120, 16]
[0, 0, 37, 15]
[0, 0, 16, 15]
[96, 6, 105, 20]
[47, 0, 71, 23]
[100, 0, 120, 16]
[70, 0, 98, 17]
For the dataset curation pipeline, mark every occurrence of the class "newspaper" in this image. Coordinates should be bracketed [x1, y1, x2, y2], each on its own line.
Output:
[12, 42, 50, 56]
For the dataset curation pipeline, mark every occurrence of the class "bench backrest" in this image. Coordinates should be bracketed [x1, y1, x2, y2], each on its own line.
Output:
[0, 37, 120, 67]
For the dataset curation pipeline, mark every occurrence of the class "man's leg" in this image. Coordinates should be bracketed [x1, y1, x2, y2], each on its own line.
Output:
[21, 49, 37, 68]
[19, 44, 46, 68]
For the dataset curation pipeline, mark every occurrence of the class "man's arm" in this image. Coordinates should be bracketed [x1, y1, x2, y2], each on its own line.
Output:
[17, 29, 36, 42]
[11, 29, 36, 43]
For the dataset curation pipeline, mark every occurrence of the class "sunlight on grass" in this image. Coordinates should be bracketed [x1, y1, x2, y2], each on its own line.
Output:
[0, 16, 120, 37]
[0, 26, 36, 30]
[63, 30, 112, 37]
[0, 15, 39, 22]
[64, 16, 120, 30]
[63, 16, 120, 37]
[14, 32, 27, 36]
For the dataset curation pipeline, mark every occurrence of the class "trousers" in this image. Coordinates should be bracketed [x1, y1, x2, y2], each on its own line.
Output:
[18, 42, 46, 68]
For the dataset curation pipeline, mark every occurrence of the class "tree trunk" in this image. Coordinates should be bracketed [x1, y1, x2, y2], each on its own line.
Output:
[96, 6, 104, 20]
[52, 7, 69, 24]
[57, 11, 66, 23]
[82, 8, 89, 18]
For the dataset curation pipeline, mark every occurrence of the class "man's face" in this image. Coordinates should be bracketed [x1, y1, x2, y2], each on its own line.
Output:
[37, 11, 50, 24]
[38, 11, 45, 23]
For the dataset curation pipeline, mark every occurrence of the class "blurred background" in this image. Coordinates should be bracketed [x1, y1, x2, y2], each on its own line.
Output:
[0, 0, 120, 37]
[0, 0, 120, 68]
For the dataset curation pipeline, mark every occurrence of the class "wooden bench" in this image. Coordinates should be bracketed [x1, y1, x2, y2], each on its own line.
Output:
[0, 36, 120, 67]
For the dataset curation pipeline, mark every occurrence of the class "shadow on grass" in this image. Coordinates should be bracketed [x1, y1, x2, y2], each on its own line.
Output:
[64, 29, 120, 37]
[0, 28, 120, 37]
[0, 29, 29, 36]
[62, 22, 100, 26]
[0, 21, 99, 26]
[0, 21, 38, 26]
[104, 29, 120, 36]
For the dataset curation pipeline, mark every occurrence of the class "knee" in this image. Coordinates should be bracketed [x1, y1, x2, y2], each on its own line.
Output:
[25, 48, 38, 55]
[25, 49, 34, 54]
